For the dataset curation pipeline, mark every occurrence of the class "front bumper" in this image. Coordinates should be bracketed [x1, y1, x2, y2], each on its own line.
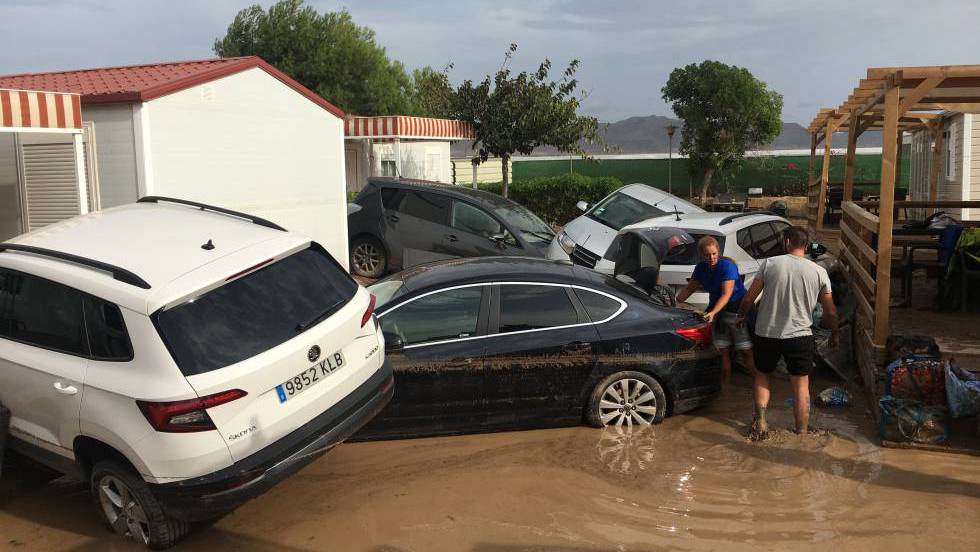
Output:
[149, 359, 394, 520]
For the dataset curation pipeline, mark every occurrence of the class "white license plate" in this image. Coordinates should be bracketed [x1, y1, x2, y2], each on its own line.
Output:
[275, 351, 346, 404]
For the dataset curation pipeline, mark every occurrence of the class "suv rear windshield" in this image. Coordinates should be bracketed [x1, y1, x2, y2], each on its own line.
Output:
[587, 191, 666, 231]
[154, 245, 358, 376]
[662, 234, 726, 265]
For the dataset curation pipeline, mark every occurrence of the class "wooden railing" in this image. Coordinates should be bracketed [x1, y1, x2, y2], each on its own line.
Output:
[806, 177, 821, 228]
[839, 201, 879, 325]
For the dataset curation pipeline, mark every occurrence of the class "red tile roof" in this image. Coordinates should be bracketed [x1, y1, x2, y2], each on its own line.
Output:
[0, 56, 343, 118]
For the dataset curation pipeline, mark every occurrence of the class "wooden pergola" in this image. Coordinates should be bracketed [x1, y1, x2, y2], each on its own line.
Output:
[806, 64, 980, 396]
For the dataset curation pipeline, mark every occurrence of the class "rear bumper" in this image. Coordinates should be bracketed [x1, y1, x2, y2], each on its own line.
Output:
[149, 359, 394, 521]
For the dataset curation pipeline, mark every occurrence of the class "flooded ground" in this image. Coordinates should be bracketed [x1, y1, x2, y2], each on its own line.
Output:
[2, 371, 979, 552]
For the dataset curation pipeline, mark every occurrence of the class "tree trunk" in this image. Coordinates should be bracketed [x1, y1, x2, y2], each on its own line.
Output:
[699, 166, 715, 206]
[501, 154, 511, 198]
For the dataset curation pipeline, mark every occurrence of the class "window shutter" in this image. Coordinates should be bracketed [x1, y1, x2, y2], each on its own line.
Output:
[21, 142, 80, 231]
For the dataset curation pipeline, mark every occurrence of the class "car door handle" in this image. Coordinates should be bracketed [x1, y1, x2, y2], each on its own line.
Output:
[563, 342, 592, 353]
[53, 382, 78, 395]
[446, 234, 458, 242]
[388, 214, 400, 223]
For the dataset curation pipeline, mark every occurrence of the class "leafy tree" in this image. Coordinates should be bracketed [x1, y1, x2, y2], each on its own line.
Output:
[214, 0, 413, 115]
[409, 65, 455, 118]
[453, 45, 603, 198]
[661, 60, 783, 203]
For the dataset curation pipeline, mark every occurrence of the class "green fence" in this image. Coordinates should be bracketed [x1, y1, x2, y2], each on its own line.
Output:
[512, 151, 911, 198]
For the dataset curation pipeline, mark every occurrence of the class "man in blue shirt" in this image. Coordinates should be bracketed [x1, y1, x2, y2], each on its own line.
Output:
[676, 236, 755, 382]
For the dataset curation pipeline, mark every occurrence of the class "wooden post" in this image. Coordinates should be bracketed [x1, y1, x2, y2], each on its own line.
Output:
[808, 133, 818, 183]
[894, 129, 905, 221]
[843, 112, 859, 203]
[817, 118, 834, 229]
[874, 79, 900, 346]
[929, 122, 944, 202]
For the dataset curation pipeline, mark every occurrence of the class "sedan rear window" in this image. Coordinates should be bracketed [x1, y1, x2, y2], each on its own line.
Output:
[154, 246, 357, 376]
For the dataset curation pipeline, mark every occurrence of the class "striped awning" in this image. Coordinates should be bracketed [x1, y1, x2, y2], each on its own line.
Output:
[0, 88, 82, 131]
[345, 115, 474, 140]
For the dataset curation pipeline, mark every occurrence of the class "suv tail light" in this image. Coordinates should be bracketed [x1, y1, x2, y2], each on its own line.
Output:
[361, 294, 377, 328]
[675, 322, 713, 348]
[137, 389, 247, 433]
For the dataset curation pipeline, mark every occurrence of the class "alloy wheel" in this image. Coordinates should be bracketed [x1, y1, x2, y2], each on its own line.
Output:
[598, 378, 659, 427]
[98, 475, 150, 545]
[352, 242, 382, 275]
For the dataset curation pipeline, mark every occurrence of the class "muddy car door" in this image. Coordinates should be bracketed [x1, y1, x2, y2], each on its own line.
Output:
[382, 188, 455, 269]
[445, 200, 523, 259]
[363, 285, 490, 438]
[482, 283, 600, 428]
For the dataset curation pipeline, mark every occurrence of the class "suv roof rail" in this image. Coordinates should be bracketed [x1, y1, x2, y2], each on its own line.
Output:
[137, 196, 287, 232]
[0, 243, 152, 289]
[719, 210, 777, 225]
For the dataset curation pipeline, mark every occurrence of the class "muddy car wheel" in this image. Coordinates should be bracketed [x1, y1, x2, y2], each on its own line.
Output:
[91, 460, 188, 550]
[586, 371, 666, 428]
[350, 236, 387, 278]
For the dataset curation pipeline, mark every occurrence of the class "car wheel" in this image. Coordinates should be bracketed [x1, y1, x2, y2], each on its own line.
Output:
[90, 460, 189, 549]
[350, 236, 387, 278]
[586, 371, 667, 428]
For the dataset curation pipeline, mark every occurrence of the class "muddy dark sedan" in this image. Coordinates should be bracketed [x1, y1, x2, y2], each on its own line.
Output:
[355, 255, 720, 440]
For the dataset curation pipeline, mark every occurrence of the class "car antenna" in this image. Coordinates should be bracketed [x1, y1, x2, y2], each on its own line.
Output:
[673, 204, 682, 221]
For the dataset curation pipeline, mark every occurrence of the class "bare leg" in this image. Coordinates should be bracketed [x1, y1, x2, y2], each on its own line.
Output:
[740, 348, 757, 375]
[718, 347, 732, 383]
[791, 375, 811, 434]
[751, 368, 770, 439]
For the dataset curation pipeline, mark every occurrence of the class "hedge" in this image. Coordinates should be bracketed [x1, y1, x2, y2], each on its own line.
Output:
[479, 174, 623, 226]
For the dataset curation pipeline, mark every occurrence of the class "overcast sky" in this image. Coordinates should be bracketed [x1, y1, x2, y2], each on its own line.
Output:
[3, 0, 980, 125]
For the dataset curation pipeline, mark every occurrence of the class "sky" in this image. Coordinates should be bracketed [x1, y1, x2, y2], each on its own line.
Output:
[3, 0, 980, 125]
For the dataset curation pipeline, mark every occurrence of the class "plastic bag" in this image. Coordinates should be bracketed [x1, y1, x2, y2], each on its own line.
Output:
[879, 397, 948, 444]
[945, 363, 980, 418]
[884, 356, 947, 406]
[816, 387, 850, 407]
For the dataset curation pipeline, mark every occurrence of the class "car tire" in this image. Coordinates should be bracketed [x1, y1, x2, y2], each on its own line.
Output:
[350, 235, 387, 278]
[586, 371, 667, 428]
[90, 460, 189, 550]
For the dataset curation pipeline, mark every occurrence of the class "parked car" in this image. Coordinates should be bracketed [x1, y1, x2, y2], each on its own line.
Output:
[592, 211, 799, 310]
[548, 183, 704, 267]
[347, 178, 555, 278]
[0, 197, 393, 549]
[355, 248, 719, 441]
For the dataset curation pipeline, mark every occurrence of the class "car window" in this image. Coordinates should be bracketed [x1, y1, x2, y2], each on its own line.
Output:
[573, 289, 622, 322]
[0, 268, 87, 355]
[737, 228, 753, 254]
[154, 245, 358, 376]
[498, 284, 579, 333]
[381, 287, 483, 346]
[587, 191, 667, 231]
[380, 187, 403, 209]
[662, 234, 726, 265]
[84, 295, 133, 361]
[400, 191, 449, 225]
[771, 221, 791, 242]
[492, 203, 554, 245]
[750, 222, 783, 258]
[452, 201, 502, 237]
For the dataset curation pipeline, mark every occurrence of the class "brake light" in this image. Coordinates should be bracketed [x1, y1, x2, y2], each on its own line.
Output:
[225, 258, 274, 282]
[361, 293, 377, 327]
[137, 389, 247, 433]
[675, 322, 713, 348]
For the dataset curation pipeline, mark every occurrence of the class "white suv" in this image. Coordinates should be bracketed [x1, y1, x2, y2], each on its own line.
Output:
[0, 197, 393, 549]
[589, 211, 795, 309]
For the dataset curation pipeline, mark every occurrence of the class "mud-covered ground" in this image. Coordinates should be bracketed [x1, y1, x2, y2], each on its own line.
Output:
[2, 371, 979, 552]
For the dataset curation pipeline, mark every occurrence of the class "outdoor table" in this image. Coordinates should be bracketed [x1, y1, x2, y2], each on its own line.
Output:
[892, 229, 944, 307]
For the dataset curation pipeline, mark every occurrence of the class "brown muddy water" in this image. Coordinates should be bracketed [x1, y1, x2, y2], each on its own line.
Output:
[2, 373, 979, 552]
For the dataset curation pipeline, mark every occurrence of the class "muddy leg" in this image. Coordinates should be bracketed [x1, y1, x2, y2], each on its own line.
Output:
[718, 347, 732, 384]
[791, 375, 810, 434]
[751, 369, 770, 440]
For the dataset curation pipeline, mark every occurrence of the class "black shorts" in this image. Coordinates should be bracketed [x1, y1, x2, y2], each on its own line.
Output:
[753, 334, 815, 376]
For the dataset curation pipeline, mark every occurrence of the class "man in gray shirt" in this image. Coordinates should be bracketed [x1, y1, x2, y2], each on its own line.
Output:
[736, 226, 838, 439]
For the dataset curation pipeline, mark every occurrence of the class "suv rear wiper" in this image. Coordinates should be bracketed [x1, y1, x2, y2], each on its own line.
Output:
[295, 301, 342, 332]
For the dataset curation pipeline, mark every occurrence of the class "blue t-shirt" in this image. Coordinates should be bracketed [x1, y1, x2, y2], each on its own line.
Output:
[691, 258, 746, 312]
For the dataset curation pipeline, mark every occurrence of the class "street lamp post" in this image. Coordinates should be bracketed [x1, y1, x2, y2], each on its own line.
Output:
[665, 124, 678, 195]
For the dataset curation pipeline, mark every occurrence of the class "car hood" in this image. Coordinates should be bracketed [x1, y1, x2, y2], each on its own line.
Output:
[561, 215, 618, 257]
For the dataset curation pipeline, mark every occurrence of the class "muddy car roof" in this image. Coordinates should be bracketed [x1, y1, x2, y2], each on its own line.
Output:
[367, 177, 523, 209]
[391, 256, 586, 293]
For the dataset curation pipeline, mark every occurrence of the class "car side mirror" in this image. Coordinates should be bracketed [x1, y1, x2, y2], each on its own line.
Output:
[346, 203, 363, 216]
[383, 332, 404, 353]
[490, 233, 508, 249]
[807, 242, 828, 259]
[576, 201, 589, 212]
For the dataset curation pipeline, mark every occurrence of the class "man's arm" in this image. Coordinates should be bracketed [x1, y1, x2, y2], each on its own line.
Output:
[737, 278, 764, 317]
[819, 292, 839, 348]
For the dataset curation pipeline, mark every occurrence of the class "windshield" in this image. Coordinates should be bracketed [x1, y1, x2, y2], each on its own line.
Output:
[369, 279, 407, 308]
[154, 245, 357, 376]
[492, 203, 554, 244]
[587, 191, 667, 230]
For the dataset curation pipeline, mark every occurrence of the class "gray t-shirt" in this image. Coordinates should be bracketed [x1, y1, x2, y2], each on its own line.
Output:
[754, 254, 832, 339]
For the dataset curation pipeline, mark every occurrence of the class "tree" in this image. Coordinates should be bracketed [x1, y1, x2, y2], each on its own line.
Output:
[452, 45, 603, 198]
[214, 0, 413, 115]
[409, 65, 455, 118]
[661, 60, 783, 203]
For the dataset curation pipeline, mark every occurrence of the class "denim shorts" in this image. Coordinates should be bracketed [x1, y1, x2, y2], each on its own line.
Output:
[713, 311, 753, 350]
